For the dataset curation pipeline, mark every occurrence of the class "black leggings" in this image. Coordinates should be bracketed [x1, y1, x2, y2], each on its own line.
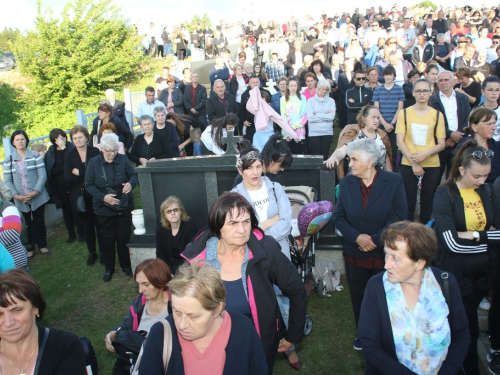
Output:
[490, 257, 500, 350]
[400, 165, 440, 224]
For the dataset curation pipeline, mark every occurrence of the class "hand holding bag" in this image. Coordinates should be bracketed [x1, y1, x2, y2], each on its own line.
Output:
[76, 188, 86, 213]
[101, 164, 129, 211]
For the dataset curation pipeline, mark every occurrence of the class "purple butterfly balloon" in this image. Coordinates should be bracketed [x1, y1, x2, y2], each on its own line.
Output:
[297, 201, 334, 237]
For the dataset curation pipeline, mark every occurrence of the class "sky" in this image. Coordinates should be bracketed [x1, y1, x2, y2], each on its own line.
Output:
[1, 0, 498, 33]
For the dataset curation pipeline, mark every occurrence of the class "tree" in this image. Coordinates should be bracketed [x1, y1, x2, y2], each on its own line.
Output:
[0, 28, 23, 53]
[13, 0, 145, 135]
[184, 14, 212, 33]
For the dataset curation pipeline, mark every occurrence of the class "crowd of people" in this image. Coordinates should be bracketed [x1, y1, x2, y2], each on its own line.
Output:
[2, 3, 500, 375]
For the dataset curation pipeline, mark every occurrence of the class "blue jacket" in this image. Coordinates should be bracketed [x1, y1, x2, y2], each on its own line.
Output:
[333, 170, 407, 259]
[139, 311, 268, 374]
[271, 92, 283, 114]
[359, 267, 470, 375]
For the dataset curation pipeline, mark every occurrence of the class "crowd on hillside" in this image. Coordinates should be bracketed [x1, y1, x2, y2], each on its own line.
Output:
[2, 4, 500, 375]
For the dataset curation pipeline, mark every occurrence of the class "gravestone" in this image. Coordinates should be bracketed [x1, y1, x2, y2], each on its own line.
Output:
[128, 131, 340, 270]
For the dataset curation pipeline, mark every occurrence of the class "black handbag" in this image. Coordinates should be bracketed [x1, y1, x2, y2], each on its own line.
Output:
[76, 188, 86, 213]
[101, 164, 129, 211]
[112, 329, 147, 367]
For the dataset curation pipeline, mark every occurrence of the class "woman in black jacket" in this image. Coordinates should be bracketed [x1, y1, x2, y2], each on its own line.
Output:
[64, 126, 100, 265]
[45, 128, 80, 243]
[433, 139, 500, 375]
[181, 192, 307, 373]
[156, 196, 197, 273]
[85, 133, 138, 282]
[158, 76, 184, 115]
[128, 115, 172, 166]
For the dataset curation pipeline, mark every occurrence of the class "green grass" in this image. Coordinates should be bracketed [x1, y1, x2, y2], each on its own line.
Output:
[26, 123, 360, 375]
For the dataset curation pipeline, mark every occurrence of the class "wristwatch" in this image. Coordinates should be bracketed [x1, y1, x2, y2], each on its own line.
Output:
[472, 231, 480, 241]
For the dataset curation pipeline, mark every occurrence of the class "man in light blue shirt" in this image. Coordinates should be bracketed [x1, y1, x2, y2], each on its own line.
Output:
[135, 86, 166, 124]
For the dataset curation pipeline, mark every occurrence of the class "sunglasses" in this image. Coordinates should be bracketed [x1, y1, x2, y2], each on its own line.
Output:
[465, 150, 495, 160]
[166, 208, 180, 214]
[493, 41, 500, 44]
[354, 77, 366, 81]
[389, 41, 397, 44]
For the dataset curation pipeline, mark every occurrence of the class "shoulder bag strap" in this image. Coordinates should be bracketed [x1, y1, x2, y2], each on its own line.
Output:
[100, 163, 108, 187]
[403, 108, 407, 132]
[33, 327, 50, 375]
[434, 110, 440, 143]
[440, 271, 452, 320]
[160, 320, 173, 372]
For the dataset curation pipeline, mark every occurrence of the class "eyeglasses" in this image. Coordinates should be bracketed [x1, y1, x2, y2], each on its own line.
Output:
[103, 149, 118, 154]
[354, 77, 366, 81]
[465, 150, 495, 160]
[414, 89, 431, 95]
[351, 39, 358, 41]
[493, 41, 500, 44]
[389, 41, 397, 44]
[166, 208, 180, 214]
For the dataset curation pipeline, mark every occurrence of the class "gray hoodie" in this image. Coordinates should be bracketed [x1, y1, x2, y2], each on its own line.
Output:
[306, 93, 336, 137]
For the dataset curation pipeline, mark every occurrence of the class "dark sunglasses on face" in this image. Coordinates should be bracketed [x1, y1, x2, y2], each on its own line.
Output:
[465, 150, 495, 160]
[354, 77, 366, 81]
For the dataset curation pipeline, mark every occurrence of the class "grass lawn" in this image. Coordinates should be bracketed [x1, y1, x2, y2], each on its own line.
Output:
[27, 162, 366, 374]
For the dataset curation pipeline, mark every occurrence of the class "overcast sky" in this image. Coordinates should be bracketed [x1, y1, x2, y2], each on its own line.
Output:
[2, 0, 497, 34]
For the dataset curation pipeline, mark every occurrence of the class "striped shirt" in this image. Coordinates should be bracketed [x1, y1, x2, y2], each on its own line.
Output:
[0, 203, 26, 268]
[372, 84, 405, 124]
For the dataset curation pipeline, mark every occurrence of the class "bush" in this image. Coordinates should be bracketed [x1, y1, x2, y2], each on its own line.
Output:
[13, 0, 145, 134]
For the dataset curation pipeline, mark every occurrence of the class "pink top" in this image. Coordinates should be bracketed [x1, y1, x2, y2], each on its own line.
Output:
[301, 88, 316, 101]
[167, 91, 174, 113]
[179, 311, 232, 375]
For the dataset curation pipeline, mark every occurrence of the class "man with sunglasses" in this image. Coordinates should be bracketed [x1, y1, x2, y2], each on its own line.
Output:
[346, 71, 373, 124]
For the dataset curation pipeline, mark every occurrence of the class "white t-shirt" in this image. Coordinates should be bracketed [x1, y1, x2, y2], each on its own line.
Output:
[248, 183, 269, 223]
[397, 27, 416, 54]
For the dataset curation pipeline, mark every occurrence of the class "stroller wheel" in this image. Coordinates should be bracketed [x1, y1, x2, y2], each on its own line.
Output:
[318, 279, 326, 298]
[304, 315, 313, 336]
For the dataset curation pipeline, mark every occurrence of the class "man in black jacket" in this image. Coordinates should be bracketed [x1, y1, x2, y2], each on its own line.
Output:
[285, 40, 309, 77]
[412, 34, 435, 66]
[184, 72, 208, 126]
[239, 76, 271, 143]
[429, 70, 470, 180]
[433, 10, 449, 34]
[345, 70, 373, 124]
[105, 89, 129, 129]
[206, 79, 236, 123]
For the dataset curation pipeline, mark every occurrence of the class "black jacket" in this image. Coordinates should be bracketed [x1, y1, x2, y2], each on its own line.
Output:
[127, 132, 173, 164]
[229, 74, 249, 98]
[45, 142, 74, 207]
[84, 153, 138, 216]
[402, 82, 416, 108]
[90, 116, 134, 151]
[64, 146, 100, 203]
[182, 227, 307, 363]
[206, 91, 236, 122]
[412, 44, 435, 66]
[433, 184, 500, 280]
[153, 121, 180, 157]
[433, 18, 449, 34]
[285, 51, 309, 76]
[183, 84, 208, 115]
[345, 85, 373, 124]
[158, 88, 184, 114]
[111, 99, 129, 128]
[429, 92, 470, 139]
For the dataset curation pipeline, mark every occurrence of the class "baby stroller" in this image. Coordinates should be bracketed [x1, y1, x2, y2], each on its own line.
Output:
[284, 186, 335, 335]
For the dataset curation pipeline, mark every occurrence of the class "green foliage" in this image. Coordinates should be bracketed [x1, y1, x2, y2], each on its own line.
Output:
[415, 1, 437, 10]
[0, 27, 22, 53]
[0, 82, 21, 133]
[184, 14, 212, 33]
[13, 0, 145, 133]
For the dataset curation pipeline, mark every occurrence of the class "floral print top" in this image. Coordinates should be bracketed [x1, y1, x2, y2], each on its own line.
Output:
[280, 95, 307, 140]
[383, 268, 451, 375]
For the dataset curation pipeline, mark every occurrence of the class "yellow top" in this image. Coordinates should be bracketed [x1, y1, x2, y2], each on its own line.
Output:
[395, 107, 446, 168]
[459, 188, 487, 231]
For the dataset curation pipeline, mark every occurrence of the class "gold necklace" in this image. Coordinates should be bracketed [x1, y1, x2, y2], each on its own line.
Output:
[4, 345, 36, 375]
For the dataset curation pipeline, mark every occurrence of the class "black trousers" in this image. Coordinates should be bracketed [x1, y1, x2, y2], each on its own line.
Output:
[438, 147, 455, 181]
[288, 139, 305, 155]
[400, 165, 440, 224]
[387, 131, 398, 171]
[344, 259, 384, 328]
[308, 135, 333, 160]
[54, 181, 77, 238]
[458, 253, 491, 375]
[95, 213, 132, 272]
[23, 204, 47, 250]
[489, 254, 500, 350]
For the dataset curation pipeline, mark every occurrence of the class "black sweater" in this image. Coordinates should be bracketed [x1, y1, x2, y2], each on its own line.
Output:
[156, 220, 197, 264]
[127, 132, 173, 164]
[36, 325, 86, 375]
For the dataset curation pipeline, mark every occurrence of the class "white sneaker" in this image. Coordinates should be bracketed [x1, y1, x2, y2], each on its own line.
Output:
[480, 297, 491, 311]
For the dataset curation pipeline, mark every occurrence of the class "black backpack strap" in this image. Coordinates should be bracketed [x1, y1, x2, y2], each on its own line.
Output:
[434, 109, 440, 144]
[404, 108, 407, 132]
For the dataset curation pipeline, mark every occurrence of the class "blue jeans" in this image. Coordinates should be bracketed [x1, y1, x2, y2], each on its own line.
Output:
[276, 295, 295, 351]
[193, 142, 201, 156]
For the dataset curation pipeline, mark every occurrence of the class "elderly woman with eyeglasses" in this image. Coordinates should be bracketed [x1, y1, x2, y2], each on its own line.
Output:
[433, 139, 500, 375]
[128, 115, 173, 166]
[156, 196, 197, 274]
[85, 133, 138, 283]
